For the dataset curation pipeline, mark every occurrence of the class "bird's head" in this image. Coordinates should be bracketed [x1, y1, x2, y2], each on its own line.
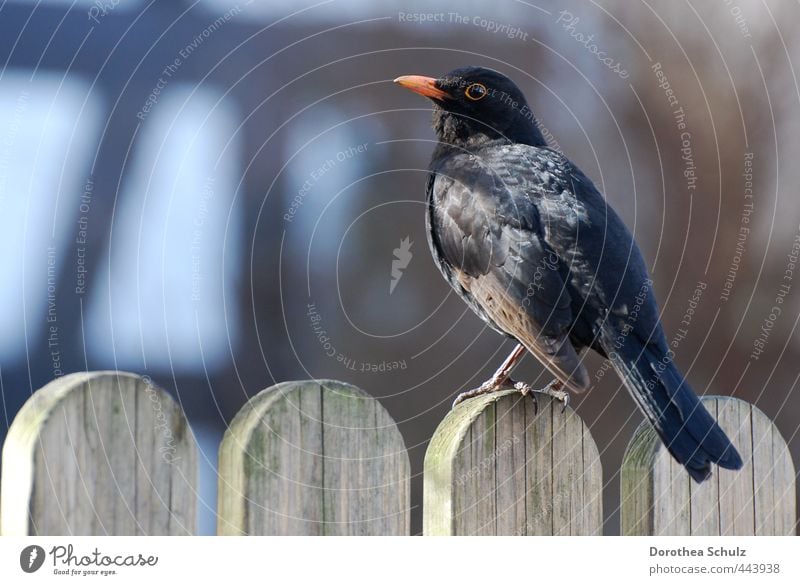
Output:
[394, 66, 546, 148]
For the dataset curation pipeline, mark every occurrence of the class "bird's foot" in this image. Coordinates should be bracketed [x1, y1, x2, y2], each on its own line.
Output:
[452, 377, 569, 413]
[542, 379, 570, 412]
[512, 380, 538, 415]
[452, 378, 504, 408]
[452, 344, 530, 409]
[513, 379, 570, 413]
[452, 375, 541, 412]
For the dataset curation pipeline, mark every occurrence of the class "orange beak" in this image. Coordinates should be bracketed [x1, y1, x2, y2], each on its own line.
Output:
[393, 75, 449, 100]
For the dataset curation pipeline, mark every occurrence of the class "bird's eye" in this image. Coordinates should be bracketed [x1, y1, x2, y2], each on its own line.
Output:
[464, 83, 487, 101]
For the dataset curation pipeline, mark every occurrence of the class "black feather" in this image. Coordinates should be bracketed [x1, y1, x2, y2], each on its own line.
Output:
[413, 66, 743, 481]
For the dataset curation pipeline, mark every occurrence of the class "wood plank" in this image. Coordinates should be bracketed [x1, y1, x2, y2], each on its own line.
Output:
[494, 393, 527, 535]
[424, 389, 602, 535]
[453, 400, 497, 535]
[772, 423, 797, 535]
[552, 404, 584, 534]
[1, 372, 196, 535]
[524, 395, 554, 535]
[717, 398, 755, 535]
[751, 401, 775, 535]
[581, 412, 603, 535]
[217, 380, 409, 535]
[620, 422, 658, 535]
[621, 395, 795, 535]
[690, 400, 720, 535]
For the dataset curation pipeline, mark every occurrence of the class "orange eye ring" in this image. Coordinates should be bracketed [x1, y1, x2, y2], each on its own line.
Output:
[465, 83, 488, 101]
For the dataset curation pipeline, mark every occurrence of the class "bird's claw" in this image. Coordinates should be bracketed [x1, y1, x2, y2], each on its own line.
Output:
[512, 381, 538, 415]
[542, 380, 570, 413]
[558, 392, 569, 413]
[452, 378, 505, 408]
[515, 380, 569, 414]
[453, 377, 569, 415]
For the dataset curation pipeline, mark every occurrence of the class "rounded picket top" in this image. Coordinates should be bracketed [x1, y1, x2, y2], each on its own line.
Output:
[621, 396, 796, 535]
[217, 379, 410, 535]
[1, 371, 197, 535]
[424, 389, 603, 535]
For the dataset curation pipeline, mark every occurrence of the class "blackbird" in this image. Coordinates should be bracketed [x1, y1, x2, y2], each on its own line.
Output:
[395, 66, 742, 482]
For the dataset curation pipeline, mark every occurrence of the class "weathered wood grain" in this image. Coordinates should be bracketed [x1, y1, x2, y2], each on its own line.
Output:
[423, 389, 602, 535]
[621, 396, 796, 535]
[1, 371, 197, 535]
[217, 380, 410, 535]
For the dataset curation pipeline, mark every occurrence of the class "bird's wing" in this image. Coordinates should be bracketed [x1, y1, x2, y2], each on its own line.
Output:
[430, 143, 742, 480]
[429, 147, 590, 392]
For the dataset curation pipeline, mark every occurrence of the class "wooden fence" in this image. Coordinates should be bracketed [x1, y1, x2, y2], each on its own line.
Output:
[0, 371, 795, 535]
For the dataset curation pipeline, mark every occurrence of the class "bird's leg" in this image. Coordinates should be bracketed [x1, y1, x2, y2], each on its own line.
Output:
[514, 378, 570, 413]
[452, 344, 527, 408]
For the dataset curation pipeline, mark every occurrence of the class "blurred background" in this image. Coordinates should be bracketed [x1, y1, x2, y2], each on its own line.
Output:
[0, 0, 798, 535]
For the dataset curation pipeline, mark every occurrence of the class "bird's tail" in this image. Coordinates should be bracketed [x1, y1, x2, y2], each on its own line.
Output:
[608, 338, 743, 482]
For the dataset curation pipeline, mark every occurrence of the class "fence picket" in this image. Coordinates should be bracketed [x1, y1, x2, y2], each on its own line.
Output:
[423, 389, 603, 535]
[621, 396, 796, 535]
[217, 380, 410, 535]
[2, 373, 795, 537]
[0, 371, 197, 535]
